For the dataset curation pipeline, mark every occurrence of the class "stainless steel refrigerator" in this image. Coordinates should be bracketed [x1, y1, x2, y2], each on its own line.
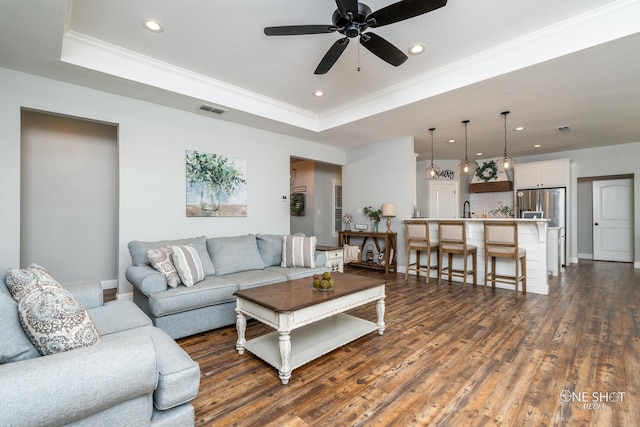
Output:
[516, 187, 566, 266]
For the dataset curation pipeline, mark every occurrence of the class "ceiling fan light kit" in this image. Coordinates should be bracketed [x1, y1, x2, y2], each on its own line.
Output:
[264, 0, 447, 74]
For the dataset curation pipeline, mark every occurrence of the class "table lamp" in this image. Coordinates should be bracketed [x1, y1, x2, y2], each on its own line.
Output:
[382, 203, 396, 232]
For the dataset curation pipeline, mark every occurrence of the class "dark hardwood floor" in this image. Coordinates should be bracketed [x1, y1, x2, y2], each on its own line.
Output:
[178, 260, 640, 426]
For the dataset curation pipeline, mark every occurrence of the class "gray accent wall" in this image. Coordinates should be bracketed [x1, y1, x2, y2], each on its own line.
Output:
[20, 110, 118, 283]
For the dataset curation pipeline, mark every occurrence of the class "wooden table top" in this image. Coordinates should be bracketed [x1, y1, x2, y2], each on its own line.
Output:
[233, 272, 386, 313]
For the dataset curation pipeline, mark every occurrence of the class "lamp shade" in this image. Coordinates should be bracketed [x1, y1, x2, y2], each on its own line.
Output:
[382, 203, 396, 217]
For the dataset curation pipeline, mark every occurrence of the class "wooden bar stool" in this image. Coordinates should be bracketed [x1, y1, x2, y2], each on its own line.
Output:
[484, 221, 526, 293]
[404, 220, 439, 283]
[437, 220, 477, 287]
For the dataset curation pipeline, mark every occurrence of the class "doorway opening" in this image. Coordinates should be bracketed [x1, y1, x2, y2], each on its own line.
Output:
[289, 157, 342, 246]
[20, 109, 118, 285]
[577, 174, 634, 262]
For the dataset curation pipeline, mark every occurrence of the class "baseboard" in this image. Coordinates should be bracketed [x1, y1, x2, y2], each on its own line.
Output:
[117, 291, 133, 301]
[100, 279, 118, 290]
[577, 253, 593, 260]
[635, 262, 640, 270]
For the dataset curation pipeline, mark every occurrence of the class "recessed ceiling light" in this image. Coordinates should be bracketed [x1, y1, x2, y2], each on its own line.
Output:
[408, 43, 425, 55]
[515, 126, 525, 131]
[533, 144, 542, 148]
[448, 139, 456, 143]
[313, 90, 324, 97]
[476, 152, 483, 156]
[143, 19, 163, 33]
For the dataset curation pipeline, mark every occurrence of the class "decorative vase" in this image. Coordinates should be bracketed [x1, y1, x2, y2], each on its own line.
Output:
[373, 222, 379, 233]
[200, 182, 220, 212]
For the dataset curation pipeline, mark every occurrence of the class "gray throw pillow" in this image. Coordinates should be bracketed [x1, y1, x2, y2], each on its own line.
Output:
[171, 245, 205, 287]
[281, 235, 317, 268]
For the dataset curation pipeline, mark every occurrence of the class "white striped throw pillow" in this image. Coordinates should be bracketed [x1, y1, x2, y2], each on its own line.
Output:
[171, 245, 205, 287]
[281, 235, 316, 268]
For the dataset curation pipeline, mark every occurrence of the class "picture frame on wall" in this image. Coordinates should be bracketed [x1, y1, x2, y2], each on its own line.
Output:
[290, 193, 305, 216]
[185, 150, 247, 217]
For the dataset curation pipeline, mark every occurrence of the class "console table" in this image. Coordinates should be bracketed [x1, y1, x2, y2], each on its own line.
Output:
[338, 231, 397, 275]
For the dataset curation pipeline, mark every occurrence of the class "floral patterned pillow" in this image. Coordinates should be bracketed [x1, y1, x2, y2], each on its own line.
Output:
[18, 284, 100, 356]
[147, 245, 182, 288]
[5, 264, 61, 302]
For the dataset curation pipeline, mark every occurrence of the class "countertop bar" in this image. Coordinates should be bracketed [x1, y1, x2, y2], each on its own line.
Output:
[404, 218, 549, 295]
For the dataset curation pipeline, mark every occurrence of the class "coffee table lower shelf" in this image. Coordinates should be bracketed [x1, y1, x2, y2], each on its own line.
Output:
[243, 313, 376, 374]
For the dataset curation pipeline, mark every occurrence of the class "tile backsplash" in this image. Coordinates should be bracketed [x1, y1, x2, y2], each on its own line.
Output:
[469, 191, 514, 218]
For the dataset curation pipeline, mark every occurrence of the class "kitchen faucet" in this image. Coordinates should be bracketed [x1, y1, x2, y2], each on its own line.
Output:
[463, 201, 471, 218]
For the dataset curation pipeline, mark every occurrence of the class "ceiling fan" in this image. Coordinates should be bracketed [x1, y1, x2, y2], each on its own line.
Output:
[264, 0, 447, 74]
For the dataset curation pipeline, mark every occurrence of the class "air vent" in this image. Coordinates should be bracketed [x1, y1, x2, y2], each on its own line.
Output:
[199, 104, 226, 115]
[555, 125, 571, 133]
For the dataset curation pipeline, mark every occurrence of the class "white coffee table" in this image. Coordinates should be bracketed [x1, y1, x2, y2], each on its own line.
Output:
[234, 273, 386, 384]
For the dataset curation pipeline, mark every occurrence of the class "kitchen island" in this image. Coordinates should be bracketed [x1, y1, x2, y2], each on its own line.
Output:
[406, 218, 550, 295]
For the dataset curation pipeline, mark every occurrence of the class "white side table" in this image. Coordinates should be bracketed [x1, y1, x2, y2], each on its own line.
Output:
[316, 245, 344, 272]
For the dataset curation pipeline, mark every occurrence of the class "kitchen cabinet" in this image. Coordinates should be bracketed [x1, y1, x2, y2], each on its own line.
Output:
[515, 159, 570, 189]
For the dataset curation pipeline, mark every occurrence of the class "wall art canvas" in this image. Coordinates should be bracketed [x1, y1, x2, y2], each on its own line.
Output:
[186, 150, 247, 217]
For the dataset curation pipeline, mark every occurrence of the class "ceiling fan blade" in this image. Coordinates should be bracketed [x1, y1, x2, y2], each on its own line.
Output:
[335, 0, 359, 19]
[315, 38, 350, 75]
[360, 32, 408, 67]
[368, 0, 447, 28]
[264, 25, 337, 36]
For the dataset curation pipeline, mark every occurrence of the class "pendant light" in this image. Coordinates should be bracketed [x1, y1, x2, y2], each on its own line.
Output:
[458, 119, 478, 176]
[425, 127, 440, 179]
[497, 111, 516, 172]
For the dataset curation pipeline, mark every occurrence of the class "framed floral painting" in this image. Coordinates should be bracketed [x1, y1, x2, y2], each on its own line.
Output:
[185, 150, 247, 217]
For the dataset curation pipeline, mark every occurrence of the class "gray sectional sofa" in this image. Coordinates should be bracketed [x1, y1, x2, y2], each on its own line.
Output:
[0, 269, 200, 426]
[126, 234, 330, 339]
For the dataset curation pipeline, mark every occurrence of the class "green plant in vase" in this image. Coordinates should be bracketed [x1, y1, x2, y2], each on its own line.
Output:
[363, 206, 382, 232]
[186, 151, 246, 212]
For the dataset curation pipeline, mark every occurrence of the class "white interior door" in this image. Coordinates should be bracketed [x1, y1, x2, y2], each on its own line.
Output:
[593, 178, 633, 262]
[429, 181, 458, 218]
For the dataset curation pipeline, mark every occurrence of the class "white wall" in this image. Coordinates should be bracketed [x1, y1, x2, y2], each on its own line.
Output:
[343, 137, 415, 268]
[0, 67, 345, 294]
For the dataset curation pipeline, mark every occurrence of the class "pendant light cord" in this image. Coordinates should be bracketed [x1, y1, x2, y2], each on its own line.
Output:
[502, 111, 510, 156]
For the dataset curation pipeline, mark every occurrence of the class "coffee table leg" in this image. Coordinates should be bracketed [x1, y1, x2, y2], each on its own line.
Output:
[278, 330, 292, 384]
[235, 308, 246, 355]
[376, 297, 386, 335]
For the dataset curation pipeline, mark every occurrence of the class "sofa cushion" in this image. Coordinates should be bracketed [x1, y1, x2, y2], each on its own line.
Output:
[255, 233, 284, 267]
[223, 269, 288, 290]
[5, 264, 61, 302]
[0, 292, 40, 364]
[100, 325, 200, 411]
[147, 276, 238, 318]
[128, 236, 215, 276]
[281, 235, 317, 268]
[256, 232, 304, 267]
[171, 245, 205, 287]
[207, 234, 265, 276]
[88, 300, 153, 336]
[147, 246, 181, 288]
[18, 285, 100, 356]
